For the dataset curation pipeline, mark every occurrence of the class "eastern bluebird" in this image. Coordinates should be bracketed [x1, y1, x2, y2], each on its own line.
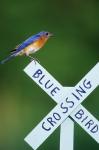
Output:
[1, 31, 52, 64]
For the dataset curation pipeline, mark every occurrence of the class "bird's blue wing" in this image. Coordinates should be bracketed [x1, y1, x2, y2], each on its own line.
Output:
[15, 34, 41, 52]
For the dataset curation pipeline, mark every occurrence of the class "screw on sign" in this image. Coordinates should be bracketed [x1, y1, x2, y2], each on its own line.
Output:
[24, 61, 99, 150]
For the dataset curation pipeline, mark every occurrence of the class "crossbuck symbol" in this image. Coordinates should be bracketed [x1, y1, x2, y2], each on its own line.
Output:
[24, 61, 99, 150]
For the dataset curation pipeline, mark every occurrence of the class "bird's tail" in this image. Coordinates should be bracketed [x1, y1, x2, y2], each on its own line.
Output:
[0, 54, 16, 64]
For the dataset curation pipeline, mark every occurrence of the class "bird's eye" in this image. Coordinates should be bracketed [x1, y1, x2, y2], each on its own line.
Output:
[45, 32, 49, 36]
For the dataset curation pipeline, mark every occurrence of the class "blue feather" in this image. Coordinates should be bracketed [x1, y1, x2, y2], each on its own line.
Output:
[0, 54, 16, 64]
[15, 31, 46, 52]
[0, 31, 48, 64]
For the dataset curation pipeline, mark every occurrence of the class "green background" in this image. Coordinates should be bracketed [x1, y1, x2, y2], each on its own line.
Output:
[0, 0, 99, 150]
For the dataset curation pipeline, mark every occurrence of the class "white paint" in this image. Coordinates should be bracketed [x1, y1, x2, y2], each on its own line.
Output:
[71, 105, 99, 142]
[60, 117, 74, 150]
[24, 61, 99, 150]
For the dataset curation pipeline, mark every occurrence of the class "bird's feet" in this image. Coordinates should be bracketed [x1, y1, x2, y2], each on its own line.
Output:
[27, 55, 40, 64]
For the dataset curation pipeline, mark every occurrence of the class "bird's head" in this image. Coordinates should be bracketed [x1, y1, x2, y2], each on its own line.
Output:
[39, 31, 53, 38]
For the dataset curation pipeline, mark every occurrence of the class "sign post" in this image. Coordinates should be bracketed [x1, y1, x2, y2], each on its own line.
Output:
[24, 61, 99, 150]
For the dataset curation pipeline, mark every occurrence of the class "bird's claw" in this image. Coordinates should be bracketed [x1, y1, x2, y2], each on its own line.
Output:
[27, 55, 40, 65]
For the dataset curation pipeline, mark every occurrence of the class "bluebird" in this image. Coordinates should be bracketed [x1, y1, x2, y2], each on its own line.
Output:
[1, 31, 53, 64]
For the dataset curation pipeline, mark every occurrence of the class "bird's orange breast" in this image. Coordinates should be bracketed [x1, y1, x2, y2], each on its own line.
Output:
[33, 36, 48, 49]
[19, 36, 49, 56]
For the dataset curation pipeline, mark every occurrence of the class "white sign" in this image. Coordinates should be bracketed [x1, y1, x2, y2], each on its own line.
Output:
[60, 116, 74, 150]
[24, 61, 99, 150]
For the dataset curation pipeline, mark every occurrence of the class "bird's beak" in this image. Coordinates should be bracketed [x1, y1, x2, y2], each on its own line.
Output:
[49, 32, 53, 37]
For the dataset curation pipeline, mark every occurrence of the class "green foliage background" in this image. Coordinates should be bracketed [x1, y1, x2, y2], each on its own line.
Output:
[0, 0, 99, 150]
